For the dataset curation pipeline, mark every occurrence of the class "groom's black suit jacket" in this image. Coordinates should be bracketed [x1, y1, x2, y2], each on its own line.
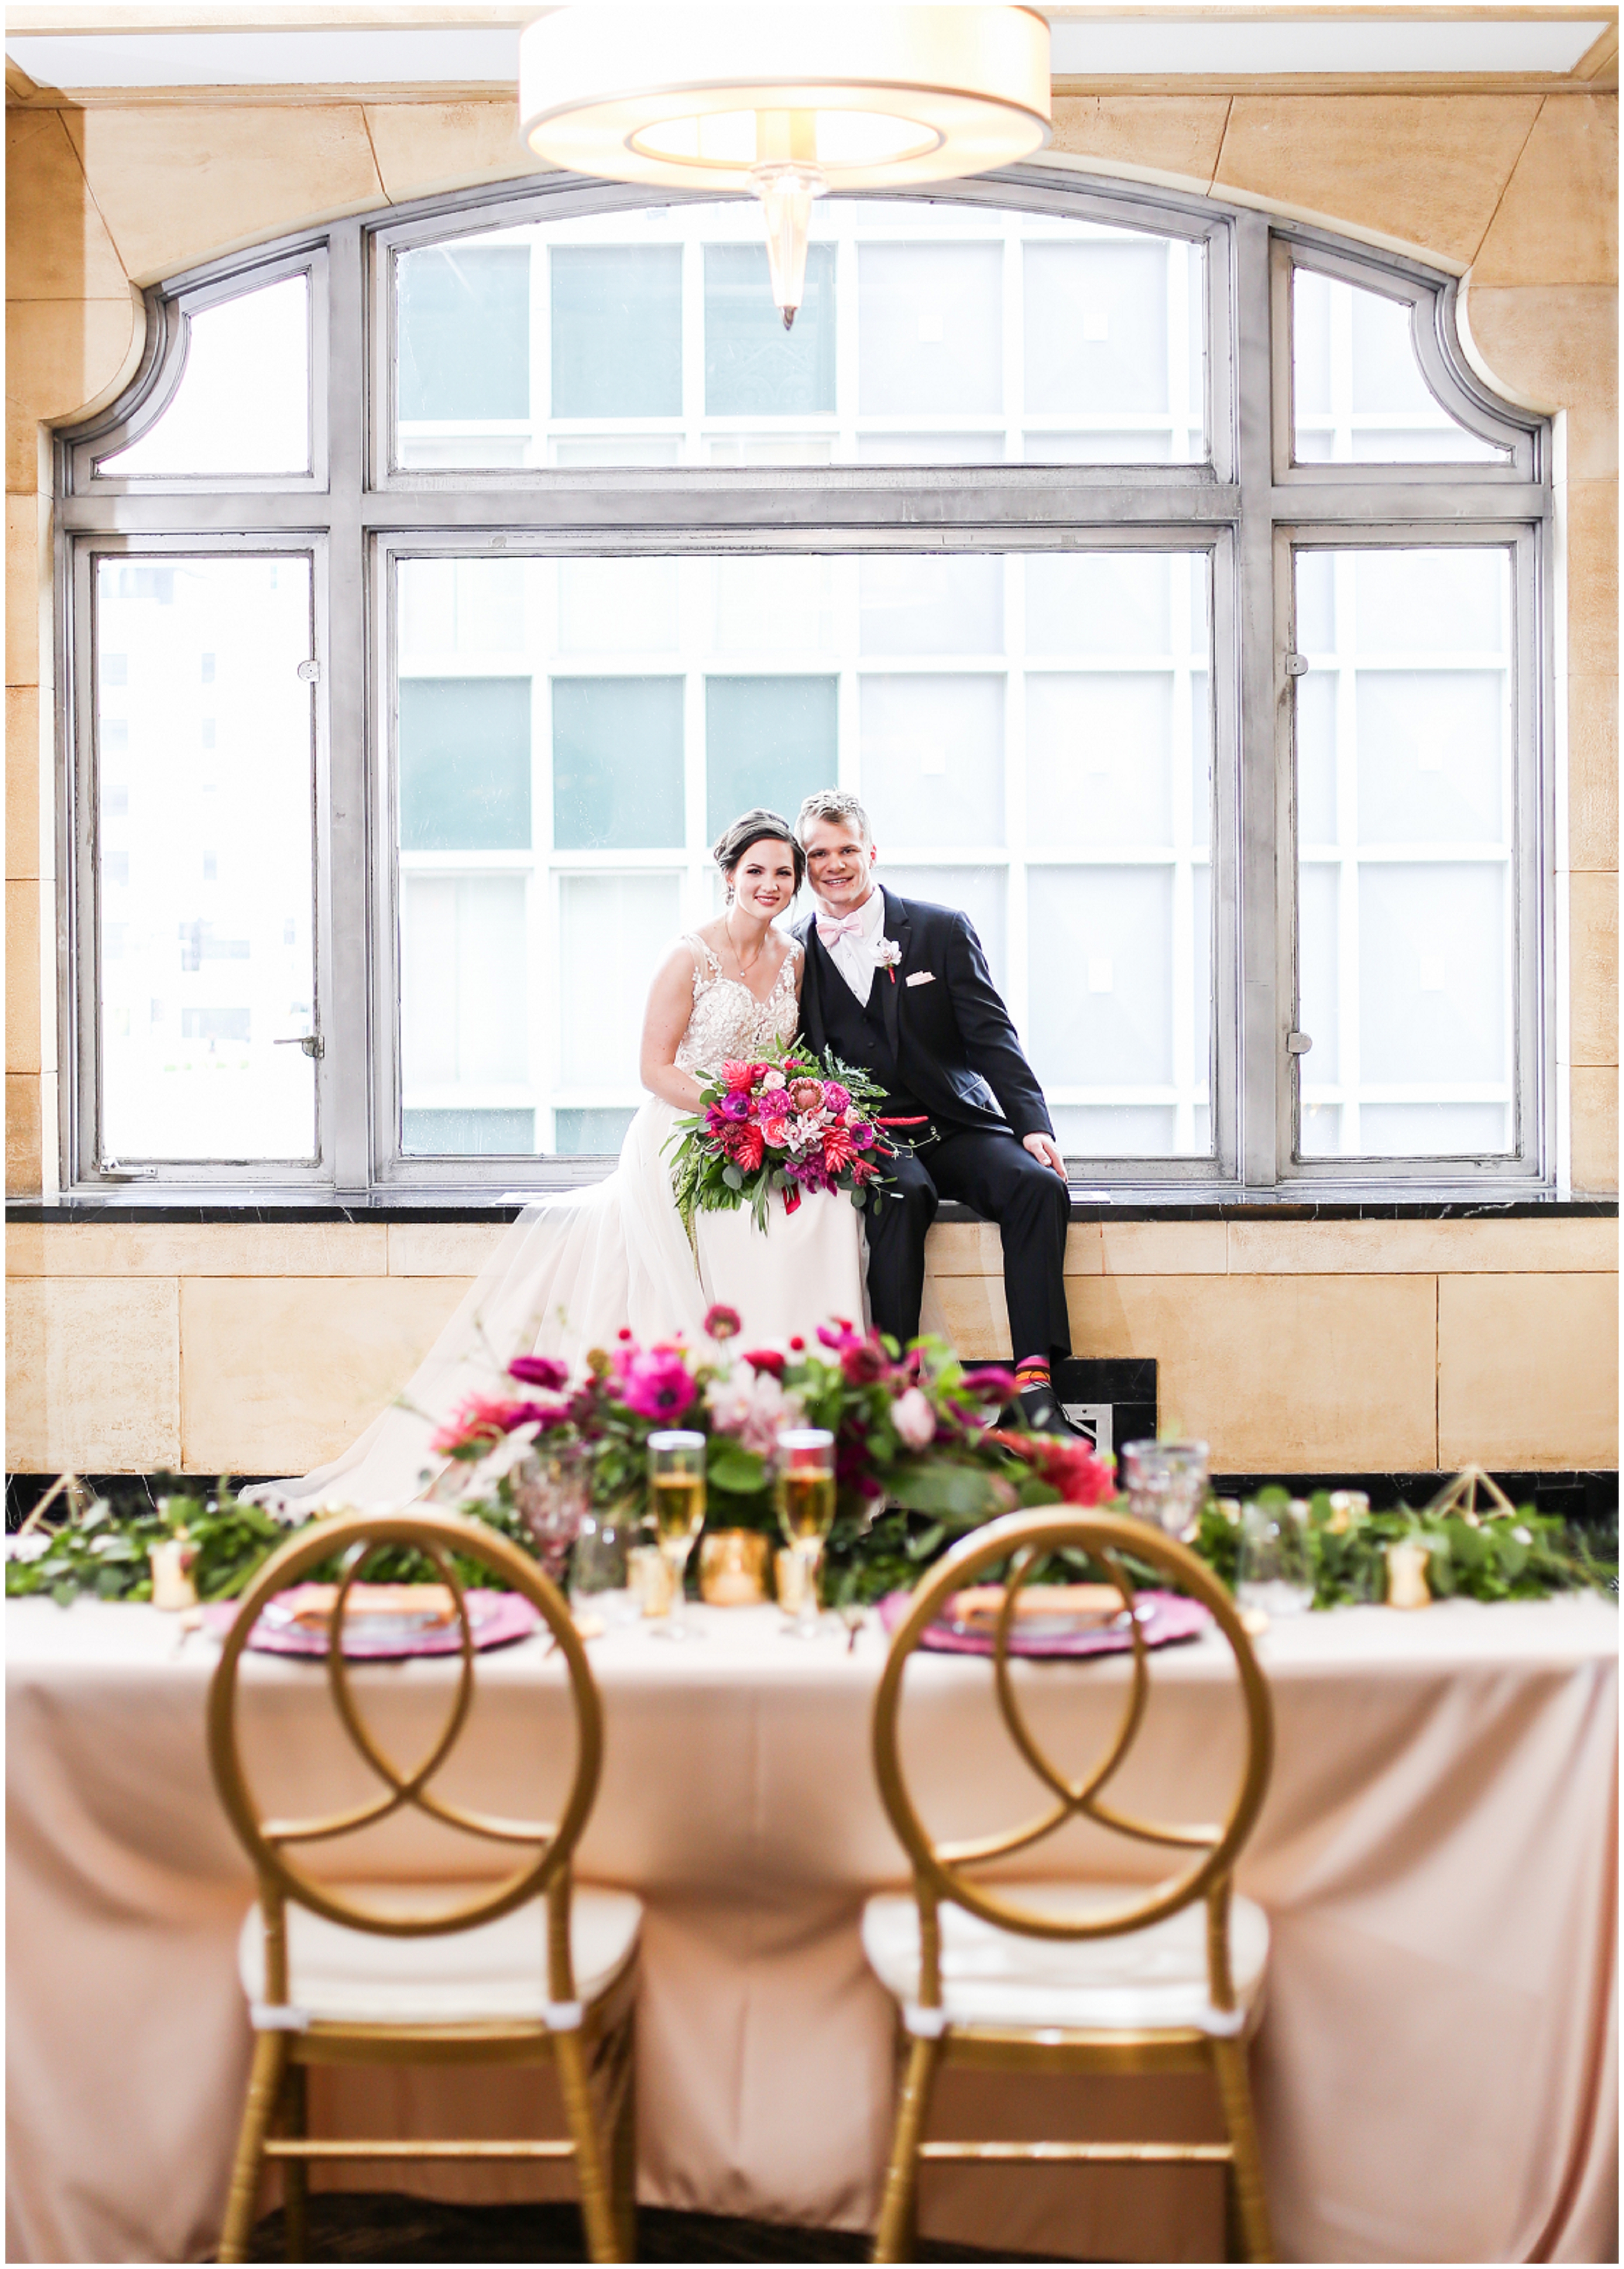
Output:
[793, 886, 1053, 1141]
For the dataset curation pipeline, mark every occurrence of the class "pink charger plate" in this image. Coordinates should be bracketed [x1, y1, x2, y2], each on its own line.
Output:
[200, 1587, 542, 1661]
[878, 1587, 1210, 1659]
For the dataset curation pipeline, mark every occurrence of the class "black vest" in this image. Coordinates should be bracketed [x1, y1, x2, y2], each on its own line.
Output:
[813, 950, 933, 1122]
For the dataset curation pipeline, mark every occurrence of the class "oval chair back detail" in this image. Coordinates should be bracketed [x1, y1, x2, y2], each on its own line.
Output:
[866, 1510, 1275, 2264]
[206, 1511, 639, 2265]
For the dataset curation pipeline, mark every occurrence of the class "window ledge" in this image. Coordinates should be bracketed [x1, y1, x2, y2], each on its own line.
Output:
[8, 1191, 1615, 1226]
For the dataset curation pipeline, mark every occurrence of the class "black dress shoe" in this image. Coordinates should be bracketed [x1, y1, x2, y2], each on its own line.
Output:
[1010, 1383, 1093, 1441]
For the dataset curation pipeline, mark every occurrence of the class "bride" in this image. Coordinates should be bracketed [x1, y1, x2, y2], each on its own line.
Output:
[261, 809, 868, 1510]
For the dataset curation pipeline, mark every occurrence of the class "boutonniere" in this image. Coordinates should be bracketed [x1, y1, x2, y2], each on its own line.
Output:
[873, 937, 902, 984]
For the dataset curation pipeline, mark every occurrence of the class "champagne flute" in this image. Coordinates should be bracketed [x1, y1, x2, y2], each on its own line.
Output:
[775, 1427, 836, 1640]
[648, 1430, 707, 1643]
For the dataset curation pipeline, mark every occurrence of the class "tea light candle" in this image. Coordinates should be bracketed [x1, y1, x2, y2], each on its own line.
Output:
[1385, 1538, 1432, 1610]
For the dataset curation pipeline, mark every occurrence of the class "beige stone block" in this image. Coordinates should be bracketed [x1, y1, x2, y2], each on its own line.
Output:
[6, 1273, 180, 1470]
[7, 493, 43, 688]
[1438, 1272, 1618, 1468]
[1458, 284, 1617, 478]
[180, 1274, 470, 1475]
[1064, 1273, 1437, 1470]
[1568, 673, 1619, 872]
[5, 397, 43, 496]
[6, 1069, 42, 1195]
[387, 1221, 508, 1276]
[1101, 1220, 1226, 1276]
[1470, 94, 1618, 287]
[1216, 95, 1542, 269]
[6, 295, 143, 431]
[6, 1220, 389, 1278]
[6, 683, 44, 881]
[1228, 1215, 1618, 1275]
[1569, 869, 1619, 1067]
[1570, 1065, 1619, 1193]
[922, 1221, 1003, 1276]
[66, 105, 385, 285]
[1566, 479, 1619, 679]
[5, 109, 129, 300]
[363, 99, 550, 204]
[928, 1273, 1013, 1358]
[6, 875, 42, 1074]
[1049, 95, 1230, 191]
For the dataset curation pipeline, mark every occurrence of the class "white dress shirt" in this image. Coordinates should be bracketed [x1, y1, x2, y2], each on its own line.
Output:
[821, 885, 888, 1006]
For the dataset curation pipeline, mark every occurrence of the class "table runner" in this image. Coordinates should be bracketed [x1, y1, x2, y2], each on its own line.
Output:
[7, 1594, 1616, 2263]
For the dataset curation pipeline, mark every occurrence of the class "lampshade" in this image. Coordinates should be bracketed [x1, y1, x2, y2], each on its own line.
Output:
[517, 5, 1051, 191]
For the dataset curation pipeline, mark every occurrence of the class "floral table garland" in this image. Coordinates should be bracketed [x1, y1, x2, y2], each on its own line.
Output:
[5, 1311, 1611, 1612]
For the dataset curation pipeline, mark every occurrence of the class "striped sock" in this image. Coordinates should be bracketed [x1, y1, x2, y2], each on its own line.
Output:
[1013, 1357, 1051, 1392]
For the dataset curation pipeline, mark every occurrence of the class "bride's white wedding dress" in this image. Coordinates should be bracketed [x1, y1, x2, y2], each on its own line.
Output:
[260, 933, 867, 1510]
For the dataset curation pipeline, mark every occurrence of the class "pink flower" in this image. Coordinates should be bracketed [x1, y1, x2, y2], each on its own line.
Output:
[822, 1081, 851, 1114]
[721, 1060, 757, 1093]
[508, 1354, 568, 1391]
[720, 1089, 752, 1122]
[963, 1366, 1018, 1407]
[704, 1304, 742, 1341]
[892, 1386, 937, 1449]
[761, 1117, 790, 1150]
[788, 1078, 824, 1115]
[613, 1344, 698, 1422]
[761, 1068, 787, 1091]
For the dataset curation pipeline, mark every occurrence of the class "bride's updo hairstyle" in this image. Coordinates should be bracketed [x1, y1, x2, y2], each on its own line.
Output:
[712, 808, 807, 901]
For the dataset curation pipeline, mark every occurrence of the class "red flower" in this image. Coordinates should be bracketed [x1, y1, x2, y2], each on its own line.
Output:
[789, 1335, 806, 1351]
[994, 1429, 1115, 1507]
[841, 1340, 887, 1386]
[731, 1124, 765, 1172]
[822, 1125, 856, 1172]
[743, 1346, 785, 1377]
[721, 1060, 758, 1093]
[704, 1304, 743, 1341]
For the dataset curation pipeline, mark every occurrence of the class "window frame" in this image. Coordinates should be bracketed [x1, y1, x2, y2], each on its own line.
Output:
[53, 167, 1553, 1199]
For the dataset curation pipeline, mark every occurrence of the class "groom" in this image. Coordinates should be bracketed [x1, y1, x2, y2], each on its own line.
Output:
[793, 790, 1081, 1438]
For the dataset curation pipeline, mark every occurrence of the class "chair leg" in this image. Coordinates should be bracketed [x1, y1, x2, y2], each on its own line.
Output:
[279, 2061, 309, 2264]
[1212, 2037, 1273, 2264]
[873, 2033, 942, 2265]
[607, 2018, 639, 2263]
[218, 2032, 287, 2265]
[555, 2026, 623, 2264]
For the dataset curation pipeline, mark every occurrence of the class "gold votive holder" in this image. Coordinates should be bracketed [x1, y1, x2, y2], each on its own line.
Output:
[698, 1529, 769, 1607]
[148, 1532, 199, 1612]
[628, 1543, 676, 1618]
[1385, 1539, 1432, 1610]
[774, 1546, 810, 1618]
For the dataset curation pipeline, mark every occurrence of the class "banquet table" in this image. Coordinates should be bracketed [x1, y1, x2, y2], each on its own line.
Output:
[6, 1590, 1617, 2265]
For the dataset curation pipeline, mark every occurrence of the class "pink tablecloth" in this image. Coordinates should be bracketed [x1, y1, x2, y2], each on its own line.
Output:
[6, 1593, 1617, 2263]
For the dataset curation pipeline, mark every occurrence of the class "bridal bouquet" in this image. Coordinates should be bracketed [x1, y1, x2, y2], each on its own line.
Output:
[667, 1044, 903, 1233]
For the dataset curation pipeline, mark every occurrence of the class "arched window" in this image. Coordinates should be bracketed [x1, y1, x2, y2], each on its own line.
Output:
[57, 168, 1549, 1193]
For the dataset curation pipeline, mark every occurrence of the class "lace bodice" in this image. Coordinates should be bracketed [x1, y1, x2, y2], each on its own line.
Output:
[674, 932, 802, 1075]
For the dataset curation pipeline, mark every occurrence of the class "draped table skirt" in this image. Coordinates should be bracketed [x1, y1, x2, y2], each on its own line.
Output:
[6, 1594, 1616, 2264]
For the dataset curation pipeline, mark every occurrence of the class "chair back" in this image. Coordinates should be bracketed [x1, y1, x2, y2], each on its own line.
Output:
[872, 1509, 1273, 2015]
[207, 1510, 601, 2004]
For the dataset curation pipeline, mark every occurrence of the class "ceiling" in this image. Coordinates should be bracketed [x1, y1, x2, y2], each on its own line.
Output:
[6, 4, 1619, 98]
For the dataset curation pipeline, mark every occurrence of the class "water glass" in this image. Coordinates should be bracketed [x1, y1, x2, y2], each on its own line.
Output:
[569, 1508, 639, 1626]
[1237, 1499, 1315, 1617]
[1120, 1439, 1210, 1540]
[775, 1427, 836, 1639]
[649, 1430, 707, 1642]
[512, 1443, 591, 1589]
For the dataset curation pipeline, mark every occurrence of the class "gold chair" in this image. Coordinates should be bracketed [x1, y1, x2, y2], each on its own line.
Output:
[207, 1510, 639, 2265]
[866, 1509, 1275, 2263]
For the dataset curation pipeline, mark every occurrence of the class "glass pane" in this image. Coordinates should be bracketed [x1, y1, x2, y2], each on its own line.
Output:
[705, 243, 835, 415]
[553, 678, 684, 851]
[399, 244, 529, 422]
[861, 676, 1005, 848]
[558, 558, 679, 653]
[401, 875, 528, 1148]
[1051, 1105, 1176, 1158]
[1293, 546, 1514, 1159]
[1026, 553, 1171, 654]
[860, 554, 1002, 654]
[859, 242, 1001, 415]
[711, 555, 835, 653]
[405, 1107, 535, 1155]
[1029, 866, 1174, 1086]
[1293, 269, 1507, 465]
[1026, 675, 1173, 847]
[559, 874, 682, 1089]
[882, 865, 1007, 996]
[706, 675, 837, 842]
[96, 554, 316, 1161]
[392, 202, 1207, 470]
[552, 245, 681, 418]
[99, 276, 309, 479]
[554, 1106, 635, 1156]
[400, 678, 531, 852]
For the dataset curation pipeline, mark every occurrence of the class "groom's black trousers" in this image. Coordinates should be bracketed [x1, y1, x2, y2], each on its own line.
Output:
[865, 1126, 1071, 1365]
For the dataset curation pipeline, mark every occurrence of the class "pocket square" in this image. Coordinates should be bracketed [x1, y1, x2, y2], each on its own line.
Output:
[905, 970, 935, 988]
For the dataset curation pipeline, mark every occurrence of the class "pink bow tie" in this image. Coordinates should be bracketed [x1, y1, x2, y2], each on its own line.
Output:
[817, 913, 867, 945]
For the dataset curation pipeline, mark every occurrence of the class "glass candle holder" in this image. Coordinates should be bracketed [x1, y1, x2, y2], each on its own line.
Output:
[775, 1427, 836, 1640]
[1119, 1439, 1210, 1540]
[647, 1430, 707, 1642]
[1237, 1499, 1315, 1617]
[512, 1442, 591, 1589]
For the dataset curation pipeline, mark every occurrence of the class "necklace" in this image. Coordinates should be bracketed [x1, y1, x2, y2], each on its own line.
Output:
[724, 910, 768, 980]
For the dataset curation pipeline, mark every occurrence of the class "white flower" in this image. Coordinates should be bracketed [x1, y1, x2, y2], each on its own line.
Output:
[706, 1361, 790, 1454]
[893, 1386, 937, 1449]
[785, 1114, 823, 1152]
[462, 1420, 542, 1498]
[1512, 1523, 1531, 1545]
[5, 1531, 51, 1563]
[874, 937, 902, 970]
[761, 1068, 787, 1091]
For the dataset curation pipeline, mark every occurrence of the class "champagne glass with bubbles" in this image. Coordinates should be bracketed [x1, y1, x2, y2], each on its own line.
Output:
[776, 1428, 836, 1640]
[648, 1431, 707, 1643]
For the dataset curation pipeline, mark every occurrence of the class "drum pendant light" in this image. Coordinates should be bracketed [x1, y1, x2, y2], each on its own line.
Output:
[518, 5, 1051, 328]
